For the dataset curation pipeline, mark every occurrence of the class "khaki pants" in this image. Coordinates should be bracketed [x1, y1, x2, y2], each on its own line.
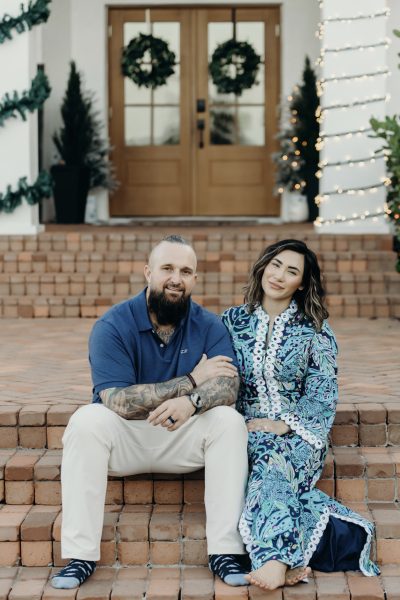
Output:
[61, 403, 248, 560]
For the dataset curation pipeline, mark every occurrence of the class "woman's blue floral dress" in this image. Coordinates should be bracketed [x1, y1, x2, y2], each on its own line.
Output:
[222, 301, 379, 576]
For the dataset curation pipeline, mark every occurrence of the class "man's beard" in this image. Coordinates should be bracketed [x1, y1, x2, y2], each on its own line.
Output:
[148, 287, 190, 326]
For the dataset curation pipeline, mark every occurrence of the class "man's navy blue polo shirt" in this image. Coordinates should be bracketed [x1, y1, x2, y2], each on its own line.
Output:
[89, 289, 238, 403]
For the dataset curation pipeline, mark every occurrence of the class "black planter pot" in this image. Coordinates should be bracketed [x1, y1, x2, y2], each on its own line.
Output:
[51, 164, 90, 224]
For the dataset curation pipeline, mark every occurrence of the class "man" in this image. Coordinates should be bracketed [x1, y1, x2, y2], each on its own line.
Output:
[52, 234, 249, 589]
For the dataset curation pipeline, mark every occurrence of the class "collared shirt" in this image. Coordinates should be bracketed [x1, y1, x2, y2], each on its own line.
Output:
[89, 288, 237, 403]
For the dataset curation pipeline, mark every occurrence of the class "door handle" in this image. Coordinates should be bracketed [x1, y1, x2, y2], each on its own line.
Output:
[197, 118, 205, 149]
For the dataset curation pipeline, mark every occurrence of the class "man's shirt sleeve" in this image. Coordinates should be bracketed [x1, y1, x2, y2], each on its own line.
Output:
[89, 320, 137, 402]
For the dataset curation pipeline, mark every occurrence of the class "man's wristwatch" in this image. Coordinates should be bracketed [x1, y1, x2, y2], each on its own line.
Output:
[188, 392, 203, 414]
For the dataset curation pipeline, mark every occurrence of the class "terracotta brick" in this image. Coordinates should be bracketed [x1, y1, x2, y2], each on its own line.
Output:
[5, 451, 43, 480]
[386, 404, 400, 424]
[150, 512, 180, 542]
[382, 575, 400, 600]
[334, 448, 364, 477]
[313, 571, 349, 600]
[321, 451, 334, 478]
[346, 573, 384, 599]
[34, 482, 61, 505]
[153, 481, 183, 505]
[182, 566, 213, 600]
[377, 539, 400, 564]
[182, 540, 207, 566]
[150, 541, 180, 565]
[19, 406, 48, 427]
[182, 507, 206, 540]
[0, 575, 16, 600]
[372, 508, 400, 538]
[5, 481, 34, 505]
[117, 541, 149, 566]
[51, 542, 68, 567]
[335, 479, 365, 502]
[34, 452, 61, 481]
[71, 565, 115, 598]
[315, 479, 334, 496]
[0, 427, 18, 448]
[0, 449, 16, 478]
[146, 566, 181, 599]
[388, 425, 400, 445]
[0, 505, 31, 541]
[359, 425, 387, 447]
[0, 405, 20, 426]
[0, 481, 3, 503]
[117, 506, 151, 542]
[184, 480, 205, 503]
[367, 479, 395, 502]
[363, 451, 394, 478]
[46, 428, 65, 450]
[112, 566, 148, 600]
[334, 404, 358, 425]
[52, 513, 62, 542]
[124, 480, 153, 504]
[21, 506, 60, 541]
[21, 541, 52, 567]
[330, 425, 358, 447]
[18, 427, 46, 449]
[0, 542, 19, 566]
[98, 540, 116, 566]
[282, 576, 317, 598]
[357, 403, 387, 425]
[105, 480, 123, 505]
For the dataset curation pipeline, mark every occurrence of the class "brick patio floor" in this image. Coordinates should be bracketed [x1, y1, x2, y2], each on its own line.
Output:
[0, 316, 398, 407]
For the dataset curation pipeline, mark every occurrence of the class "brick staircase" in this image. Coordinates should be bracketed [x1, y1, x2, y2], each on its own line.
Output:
[0, 226, 399, 598]
[0, 226, 399, 318]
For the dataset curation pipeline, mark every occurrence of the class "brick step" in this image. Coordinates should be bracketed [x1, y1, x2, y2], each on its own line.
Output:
[1, 294, 400, 319]
[1, 445, 399, 507]
[0, 249, 396, 275]
[0, 229, 394, 252]
[0, 500, 399, 568]
[1, 403, 399, 450]
[0, 271, 399, 296]
[0, 566, 399, 600]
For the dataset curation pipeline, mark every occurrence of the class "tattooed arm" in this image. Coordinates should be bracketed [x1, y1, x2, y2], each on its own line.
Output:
[195, 375, 239, 413]
[99, 375, 193, 419]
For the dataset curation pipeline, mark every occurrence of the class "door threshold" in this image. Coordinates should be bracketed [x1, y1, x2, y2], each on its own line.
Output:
[104, 216, 284, 227]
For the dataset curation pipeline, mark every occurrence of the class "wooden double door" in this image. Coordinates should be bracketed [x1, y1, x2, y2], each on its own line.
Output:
[108, 6, 280, 216]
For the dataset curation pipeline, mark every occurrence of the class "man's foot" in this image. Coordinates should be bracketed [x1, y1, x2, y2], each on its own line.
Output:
[51, 559, 96, 589]
[285, 566, 311, 585]
[209, 554, 250, 586]
[245, 559, 287, 590]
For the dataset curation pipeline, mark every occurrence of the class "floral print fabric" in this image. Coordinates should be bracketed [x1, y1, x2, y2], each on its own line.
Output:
[222, 302, 379, 576]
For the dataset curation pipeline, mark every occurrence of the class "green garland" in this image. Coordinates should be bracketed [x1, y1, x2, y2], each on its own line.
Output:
[121, 33, 176, 89]
[0, 171, 53, 214]
[209, 39, 261, 96]
[0, 0, 51, 44]
[0, 69, 51, 127]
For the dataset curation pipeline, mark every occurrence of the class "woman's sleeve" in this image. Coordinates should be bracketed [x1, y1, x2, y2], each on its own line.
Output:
[280, 322, 338, 449]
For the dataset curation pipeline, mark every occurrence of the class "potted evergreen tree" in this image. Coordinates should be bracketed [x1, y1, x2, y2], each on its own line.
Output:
[273, 56, 320, 222]
[51, 61, 92, 224]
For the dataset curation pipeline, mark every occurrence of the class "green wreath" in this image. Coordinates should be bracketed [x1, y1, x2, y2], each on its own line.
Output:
[209, 39, 261, 96]
[121, 33, 176, 89]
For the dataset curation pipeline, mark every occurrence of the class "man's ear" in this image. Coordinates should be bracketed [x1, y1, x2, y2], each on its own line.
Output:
[144, 264, 151, 284]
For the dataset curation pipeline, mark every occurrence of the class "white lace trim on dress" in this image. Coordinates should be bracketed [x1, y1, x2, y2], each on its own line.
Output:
[280, 412, 325, 449]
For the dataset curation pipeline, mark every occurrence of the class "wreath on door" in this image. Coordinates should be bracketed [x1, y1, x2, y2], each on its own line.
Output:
[209, 39, 261, 96]
[121, 33, 176, 89]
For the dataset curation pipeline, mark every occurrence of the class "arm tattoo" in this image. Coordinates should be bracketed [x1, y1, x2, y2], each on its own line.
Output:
[196, 376, 239, 414]
[99, 375, 193, 420]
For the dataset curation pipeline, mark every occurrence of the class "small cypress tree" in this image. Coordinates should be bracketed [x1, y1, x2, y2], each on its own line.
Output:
[53, 61, 92, 166]
[274, 56, 319, 221]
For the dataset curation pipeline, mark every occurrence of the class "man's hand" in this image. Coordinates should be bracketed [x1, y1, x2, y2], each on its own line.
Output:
[147, 396, 195, 431]
[247, 418, 291, 436]
[191, 354, 238, 387]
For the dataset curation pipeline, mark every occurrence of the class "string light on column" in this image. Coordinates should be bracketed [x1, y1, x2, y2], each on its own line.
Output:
[315, 1, 390, 230]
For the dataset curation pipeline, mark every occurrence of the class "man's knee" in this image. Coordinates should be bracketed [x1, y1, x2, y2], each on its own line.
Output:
[206, 405, 247, 435]
[63, 404, 112, 442]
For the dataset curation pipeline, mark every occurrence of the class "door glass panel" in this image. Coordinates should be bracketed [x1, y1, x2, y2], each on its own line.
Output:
[123, 20, 180, 146]
[125, 107, 151, 146]
[238, 107, 265, 145]
[208, 20, 265, 146]
[154, 107, 180, 145]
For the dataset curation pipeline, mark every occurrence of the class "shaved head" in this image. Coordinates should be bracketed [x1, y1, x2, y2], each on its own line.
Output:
[148, 237, 197, 271]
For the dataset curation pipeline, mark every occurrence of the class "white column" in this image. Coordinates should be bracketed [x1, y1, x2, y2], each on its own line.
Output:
[316, 0, 390, 234]
[0, 0, 44, 234]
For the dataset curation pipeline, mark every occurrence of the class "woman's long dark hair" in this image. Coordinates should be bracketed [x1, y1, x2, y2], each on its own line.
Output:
[244, 239, 328, 331]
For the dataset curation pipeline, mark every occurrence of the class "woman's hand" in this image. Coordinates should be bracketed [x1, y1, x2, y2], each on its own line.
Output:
[247, 418, 291, 436]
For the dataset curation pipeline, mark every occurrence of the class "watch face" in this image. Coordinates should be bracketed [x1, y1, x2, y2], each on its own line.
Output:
[190, 392, 201, 407]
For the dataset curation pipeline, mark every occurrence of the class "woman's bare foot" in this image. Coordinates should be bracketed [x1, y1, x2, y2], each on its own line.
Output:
[244, 560, 287, 590]
[285, 566, 311, 586]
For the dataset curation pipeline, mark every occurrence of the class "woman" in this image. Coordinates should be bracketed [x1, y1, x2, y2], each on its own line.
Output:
[222, 239, 379, 591]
